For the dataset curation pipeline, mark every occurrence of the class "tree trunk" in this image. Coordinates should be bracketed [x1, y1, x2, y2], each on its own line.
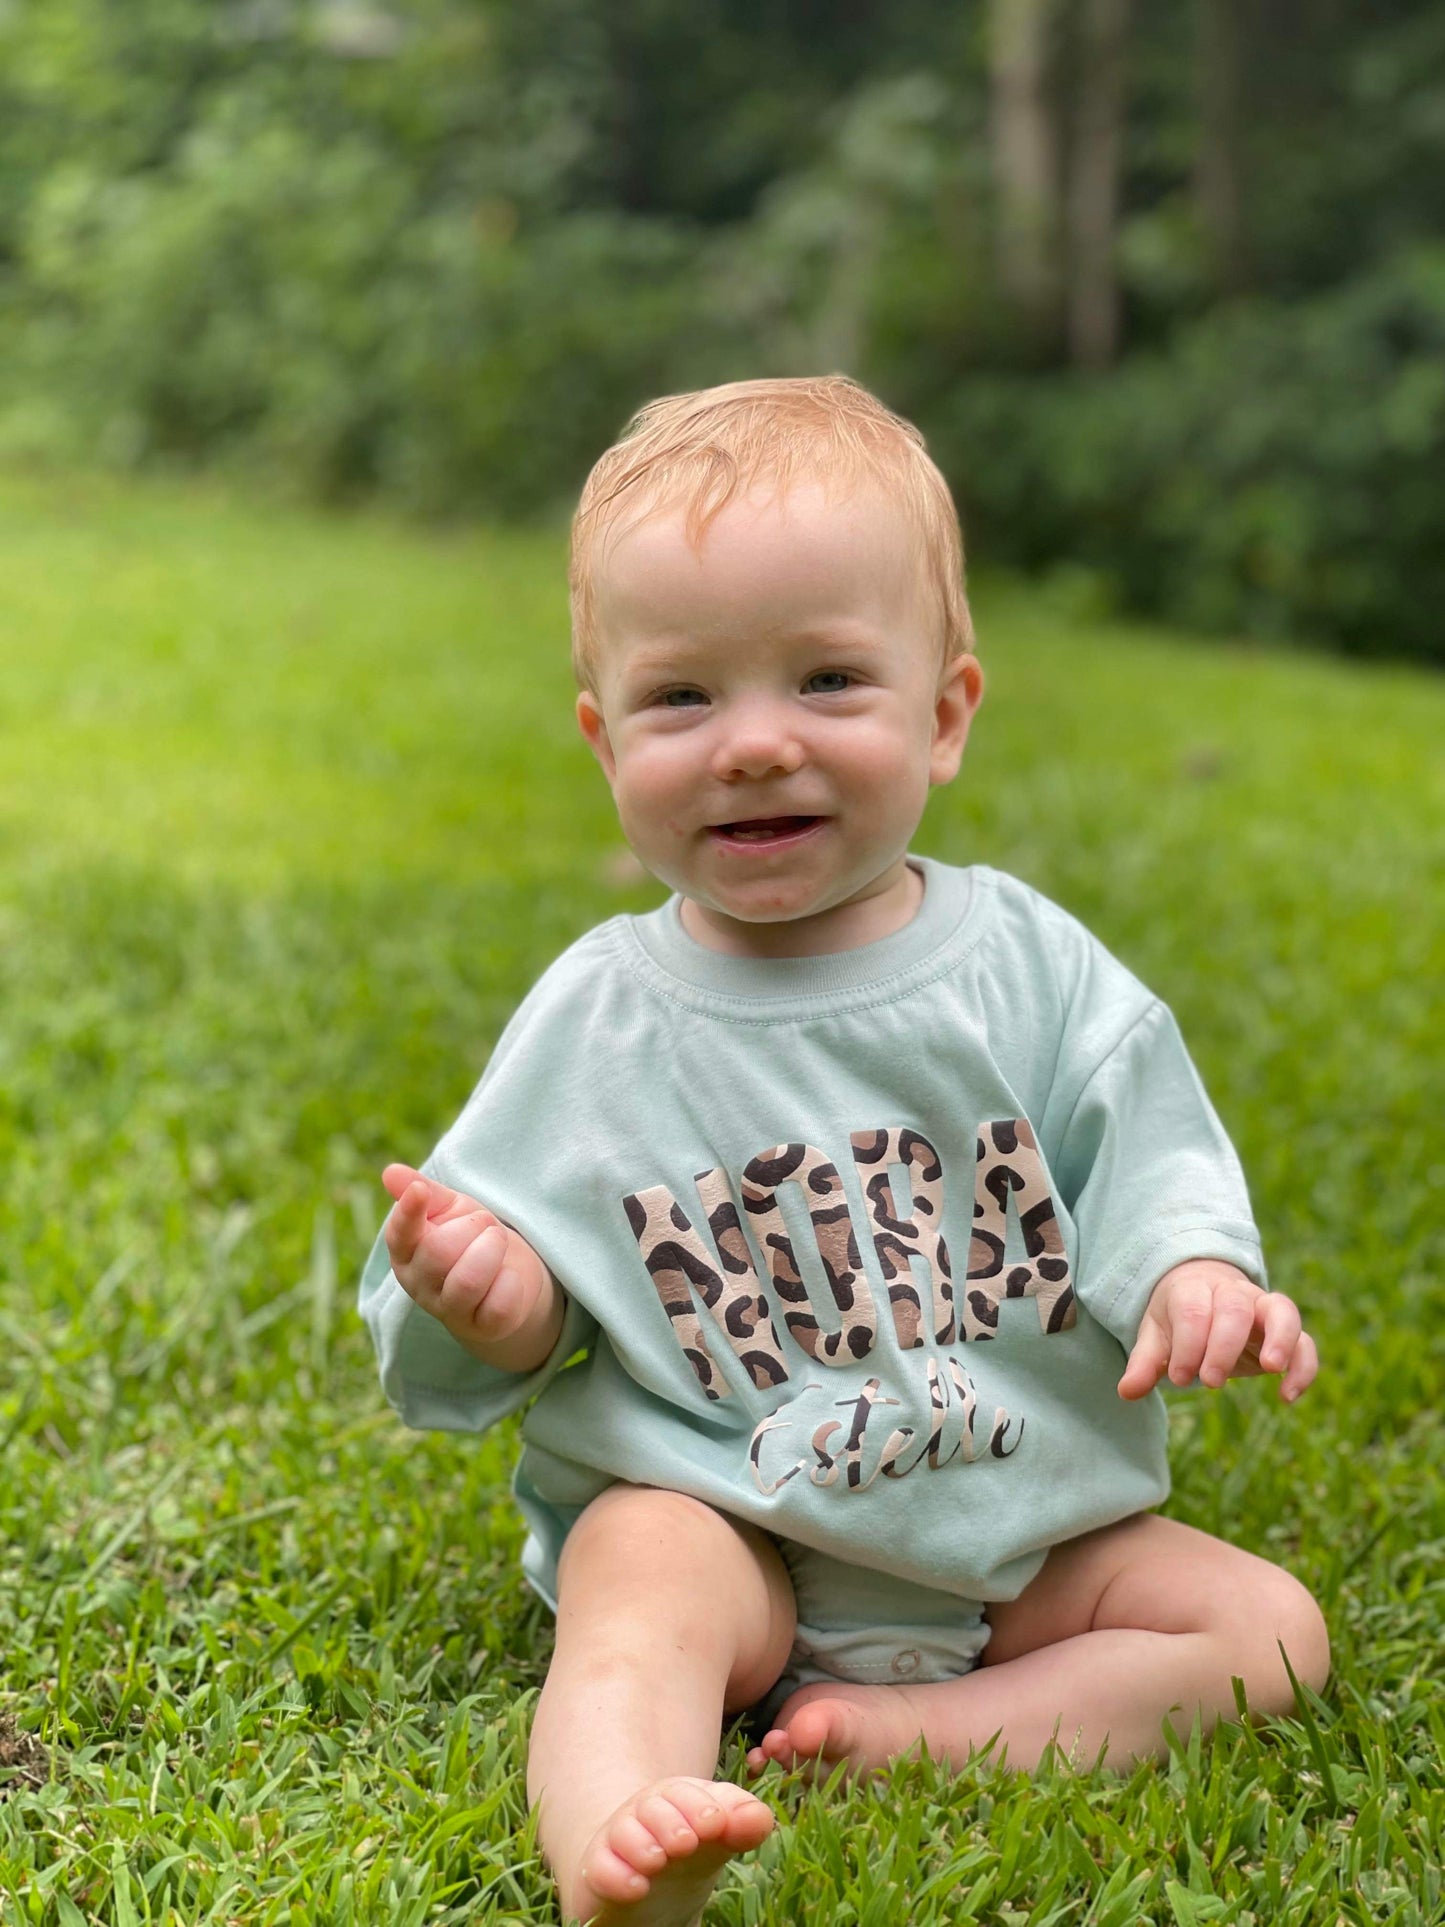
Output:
[989, 0, 1063, 345]
[1066, 0, 1131, 370]
[1194, 0, 1246, 291]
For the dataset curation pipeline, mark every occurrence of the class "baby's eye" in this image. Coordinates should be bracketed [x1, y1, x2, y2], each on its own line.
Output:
[805, 670, 852, 694]
[658, 688, 707, 708]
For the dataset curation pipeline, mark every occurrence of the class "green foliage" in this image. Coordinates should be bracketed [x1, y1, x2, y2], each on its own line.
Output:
[934, 245, 1445, 662]
[0, 1, 726, 510]
[0, 473, 1442, 1920]
[1, 2, 1443, 654]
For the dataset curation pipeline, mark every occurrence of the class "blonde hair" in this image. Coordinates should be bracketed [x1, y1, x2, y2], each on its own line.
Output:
[569, 374, 974, 691]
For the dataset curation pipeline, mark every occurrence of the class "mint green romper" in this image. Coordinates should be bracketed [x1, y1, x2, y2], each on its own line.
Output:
[359, 858, 1265, 1717]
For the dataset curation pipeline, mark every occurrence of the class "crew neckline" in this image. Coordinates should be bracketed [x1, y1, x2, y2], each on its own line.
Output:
[620, 855, 984, 1015]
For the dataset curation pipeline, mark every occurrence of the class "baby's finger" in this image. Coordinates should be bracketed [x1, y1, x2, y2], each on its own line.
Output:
[382, 1161, 426, 1204]
[1118, 1316, 1169, 1399]
[383, 1164, 471, 1221]
[400, 1213, 501, 1302]
[1161, 1273, 1216, 1385]
[383, 1179, 432, 1270]
[1254, 1292, 1304, 1375]
[436, 1223, 508, 1315]
[1280, 1329, 1320, 1403]
[388, 1194, 489, 1305]
[1195, 1282, 1264, 1387]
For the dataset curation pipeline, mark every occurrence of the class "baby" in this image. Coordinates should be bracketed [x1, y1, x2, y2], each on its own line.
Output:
[359, 376, 1328, 1926]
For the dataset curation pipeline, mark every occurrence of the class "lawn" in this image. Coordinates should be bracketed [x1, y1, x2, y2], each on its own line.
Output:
[0, 469, 1441, 1925]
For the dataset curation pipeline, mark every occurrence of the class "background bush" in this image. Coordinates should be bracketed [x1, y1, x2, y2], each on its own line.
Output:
[935, 246, 1445, 661]
[1, 0, 1442, 660]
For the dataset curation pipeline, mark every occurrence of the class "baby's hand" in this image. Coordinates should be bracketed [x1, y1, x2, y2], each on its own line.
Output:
[1117, 1258, 1318, 1404]
[381, 1163, 554, 1362]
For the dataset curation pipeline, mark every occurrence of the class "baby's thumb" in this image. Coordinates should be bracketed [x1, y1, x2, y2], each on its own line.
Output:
[1118, 1315, 1169, 1399]
[382, 1161, 425, 1204]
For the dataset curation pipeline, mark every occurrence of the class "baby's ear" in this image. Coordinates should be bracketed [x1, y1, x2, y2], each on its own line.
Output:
[929, 653, 984, 786]
[576, 690, 617, 784]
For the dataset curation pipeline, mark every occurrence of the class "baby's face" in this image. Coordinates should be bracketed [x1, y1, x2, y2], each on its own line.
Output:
[576, 483, 981, 955]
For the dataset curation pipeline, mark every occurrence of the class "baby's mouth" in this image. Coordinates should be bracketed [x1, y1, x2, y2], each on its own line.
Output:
[709, 816, 824, 845]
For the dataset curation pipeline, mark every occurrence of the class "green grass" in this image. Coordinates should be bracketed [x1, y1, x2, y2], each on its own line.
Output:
[1, 467, 1442, 1925]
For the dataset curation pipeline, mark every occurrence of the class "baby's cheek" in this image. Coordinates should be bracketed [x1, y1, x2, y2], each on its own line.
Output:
[617, 796, 675, 853]
[629, 780, 697, 854]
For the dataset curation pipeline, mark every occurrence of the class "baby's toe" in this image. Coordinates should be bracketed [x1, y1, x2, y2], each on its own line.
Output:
[645, 1778, 723, 1843]
[633, 1788, 704, 1853]
[607, 1811, 672, 1874]
[783, 1700, 846, 1757]
[579, 1839, 650, 1905]
[709, 1783, 775, 1847]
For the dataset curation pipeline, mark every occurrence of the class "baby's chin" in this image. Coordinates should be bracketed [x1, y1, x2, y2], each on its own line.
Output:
[676, 874, 919, 960]
[637, 861, 814, 924]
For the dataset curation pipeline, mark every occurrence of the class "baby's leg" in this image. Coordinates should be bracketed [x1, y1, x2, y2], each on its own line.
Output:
[750, 1512, 1329, 1777]
[527, 1482, 795, 1926]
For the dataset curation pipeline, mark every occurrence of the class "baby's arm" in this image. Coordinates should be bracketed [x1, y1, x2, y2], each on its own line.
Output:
[381, 1162, 565, 1374]
[1116, 1258, 1318, 1403]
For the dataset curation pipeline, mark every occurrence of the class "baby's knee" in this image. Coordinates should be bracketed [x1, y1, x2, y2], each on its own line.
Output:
[1223, 1562, 1331, 1704]
[554, 1484, 795, 1702]
[1266, 1569, 1331, 1695]
[557, 1483, 766, 1603]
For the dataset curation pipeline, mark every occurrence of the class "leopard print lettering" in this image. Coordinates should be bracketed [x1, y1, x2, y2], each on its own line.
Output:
[622, 1181, 788, 1401]
[918, 1353, 977, 1467]
[741, 1144, 879, 1367]
[833, 1376, 915, 1489]
[962, 1118, 1077, 1339]
[748, 1407, 809, 1494]
[850, 1127, 956, 1348]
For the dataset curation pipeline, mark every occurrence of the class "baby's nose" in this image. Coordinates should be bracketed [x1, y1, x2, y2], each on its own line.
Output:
[712, 702, 805, 779]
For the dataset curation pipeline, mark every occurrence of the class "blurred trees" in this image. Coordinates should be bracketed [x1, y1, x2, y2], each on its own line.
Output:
[0, 0, 1442, 660]
[989, 0, 1061, 345]
[1066, 0, 1131, 369]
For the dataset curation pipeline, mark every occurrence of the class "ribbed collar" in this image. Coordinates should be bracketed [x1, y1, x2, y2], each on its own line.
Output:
[617, 855, 984, 1019]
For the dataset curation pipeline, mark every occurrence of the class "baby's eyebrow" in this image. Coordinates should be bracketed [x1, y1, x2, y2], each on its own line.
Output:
[628, 627, 886, 669]
[622, 645, 699, 676]
[788, 628, 889, 657]
[614, 652, 707, 696]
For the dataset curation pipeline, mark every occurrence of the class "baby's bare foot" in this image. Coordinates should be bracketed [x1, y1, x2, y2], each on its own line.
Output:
[571, 1776, 774, 1926]
[744, 1681, 928, 1781]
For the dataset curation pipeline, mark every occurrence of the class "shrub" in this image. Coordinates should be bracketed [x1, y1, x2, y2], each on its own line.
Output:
[931, 245, 1445, 663]
[0, 108, 722, 513]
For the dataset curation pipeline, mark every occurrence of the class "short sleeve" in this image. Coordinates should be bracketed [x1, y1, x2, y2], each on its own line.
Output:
[1052, 999, 1267, 1351]
[357, 1226, 598, 1434]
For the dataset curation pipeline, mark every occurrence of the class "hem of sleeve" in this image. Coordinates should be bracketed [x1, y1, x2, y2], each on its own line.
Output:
[1092, 1222, 1267, 1352]
[391, 1291, 594, 1434]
